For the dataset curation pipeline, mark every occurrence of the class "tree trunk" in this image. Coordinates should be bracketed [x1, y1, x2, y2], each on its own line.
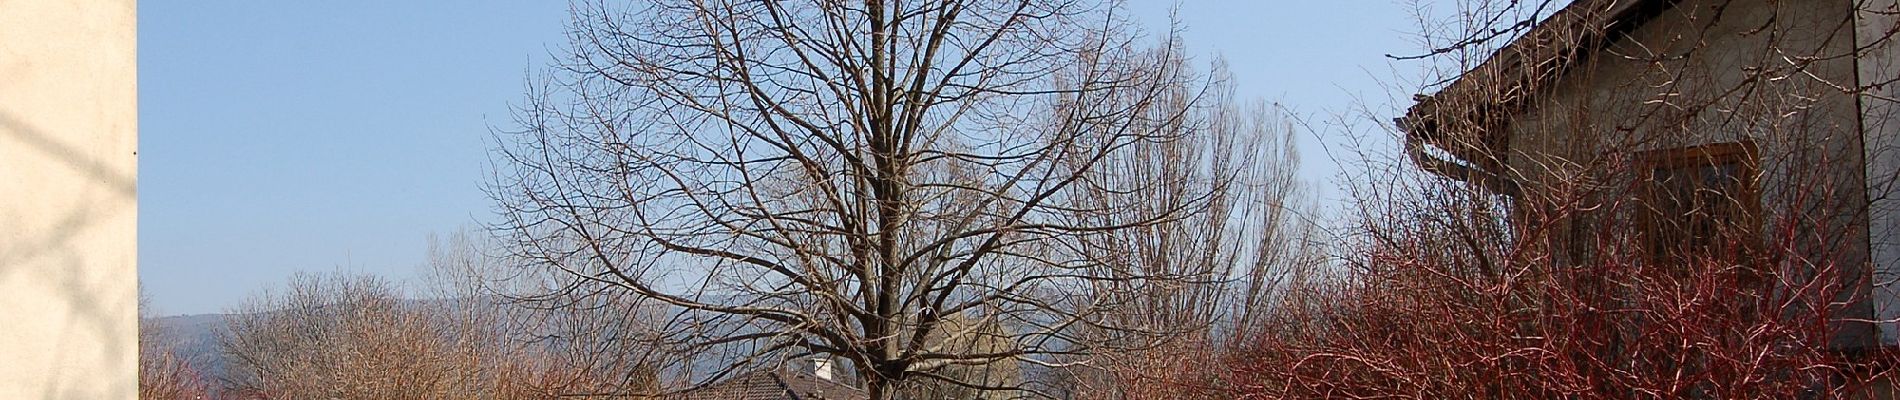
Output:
[865, 377, 892, 400]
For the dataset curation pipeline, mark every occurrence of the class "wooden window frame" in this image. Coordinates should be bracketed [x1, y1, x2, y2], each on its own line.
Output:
[1635, 140, 1763, 266]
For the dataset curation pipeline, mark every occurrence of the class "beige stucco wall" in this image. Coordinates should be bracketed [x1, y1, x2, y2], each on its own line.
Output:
[1507, 0, 1864, 178]
[0, 0, 139, 398]
[1860, 0, 1900, 345]
[1502, 0, 1876, 345]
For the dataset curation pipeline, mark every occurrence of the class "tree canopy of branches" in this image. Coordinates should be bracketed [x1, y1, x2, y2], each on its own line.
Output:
[490, 0, 1287, 398]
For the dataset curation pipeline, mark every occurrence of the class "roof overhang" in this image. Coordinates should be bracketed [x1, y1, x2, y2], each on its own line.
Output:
[1395, 0, 1680, 197]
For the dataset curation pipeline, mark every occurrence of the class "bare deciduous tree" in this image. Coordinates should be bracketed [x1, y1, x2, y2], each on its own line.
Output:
[425, 229, 669, 397]
[1047, 57, 1327, 400]
[490, 1, 1259, 398]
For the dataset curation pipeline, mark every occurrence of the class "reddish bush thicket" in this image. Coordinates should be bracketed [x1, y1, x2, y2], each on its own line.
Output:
[1213, 0, 1900, 397]
[1226, 163, 1896, 398]
[141, 293, 212, 400]
[140, 333, 211, 400]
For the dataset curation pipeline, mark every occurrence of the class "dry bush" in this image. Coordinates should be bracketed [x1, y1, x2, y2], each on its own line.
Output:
[1231, 173, 1888, 398]
[1223, 0, 1900, 398]
[141, 293, 211, 400]
[216, 228, 672, 399]
[220, 272, 567, 400]
[140, 348, 211, 400]
[424, 228, 671, 398]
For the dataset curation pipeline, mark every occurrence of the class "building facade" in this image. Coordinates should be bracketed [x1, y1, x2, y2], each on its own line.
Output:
[0, 0, 139, 397]
[1402, 0, 1900, 347]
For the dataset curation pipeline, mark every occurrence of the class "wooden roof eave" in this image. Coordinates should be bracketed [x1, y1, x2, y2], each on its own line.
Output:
[1399, 114, 1524, 198]
[1397, 0, 1678, 195]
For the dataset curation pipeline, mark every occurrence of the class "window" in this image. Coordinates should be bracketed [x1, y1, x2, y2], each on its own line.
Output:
[1636, 141, 1761, 265]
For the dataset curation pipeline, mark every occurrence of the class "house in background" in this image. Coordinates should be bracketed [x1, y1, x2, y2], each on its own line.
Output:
[675, 314, 1021, 400]
[676, 360, 866, 400]
[1399, 0, 1900, 348]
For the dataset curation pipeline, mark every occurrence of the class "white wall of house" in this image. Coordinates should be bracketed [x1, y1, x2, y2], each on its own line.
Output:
[0, 0, 139, 397]
[1858, 0, 1900, 345]
[1499, 0, 1879, 346]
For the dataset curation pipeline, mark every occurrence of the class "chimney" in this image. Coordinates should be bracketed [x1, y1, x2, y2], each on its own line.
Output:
[812, 357, 835, 381]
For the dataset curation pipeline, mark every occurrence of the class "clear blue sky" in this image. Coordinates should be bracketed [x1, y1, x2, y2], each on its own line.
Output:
[139, 1, 1423, 316]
